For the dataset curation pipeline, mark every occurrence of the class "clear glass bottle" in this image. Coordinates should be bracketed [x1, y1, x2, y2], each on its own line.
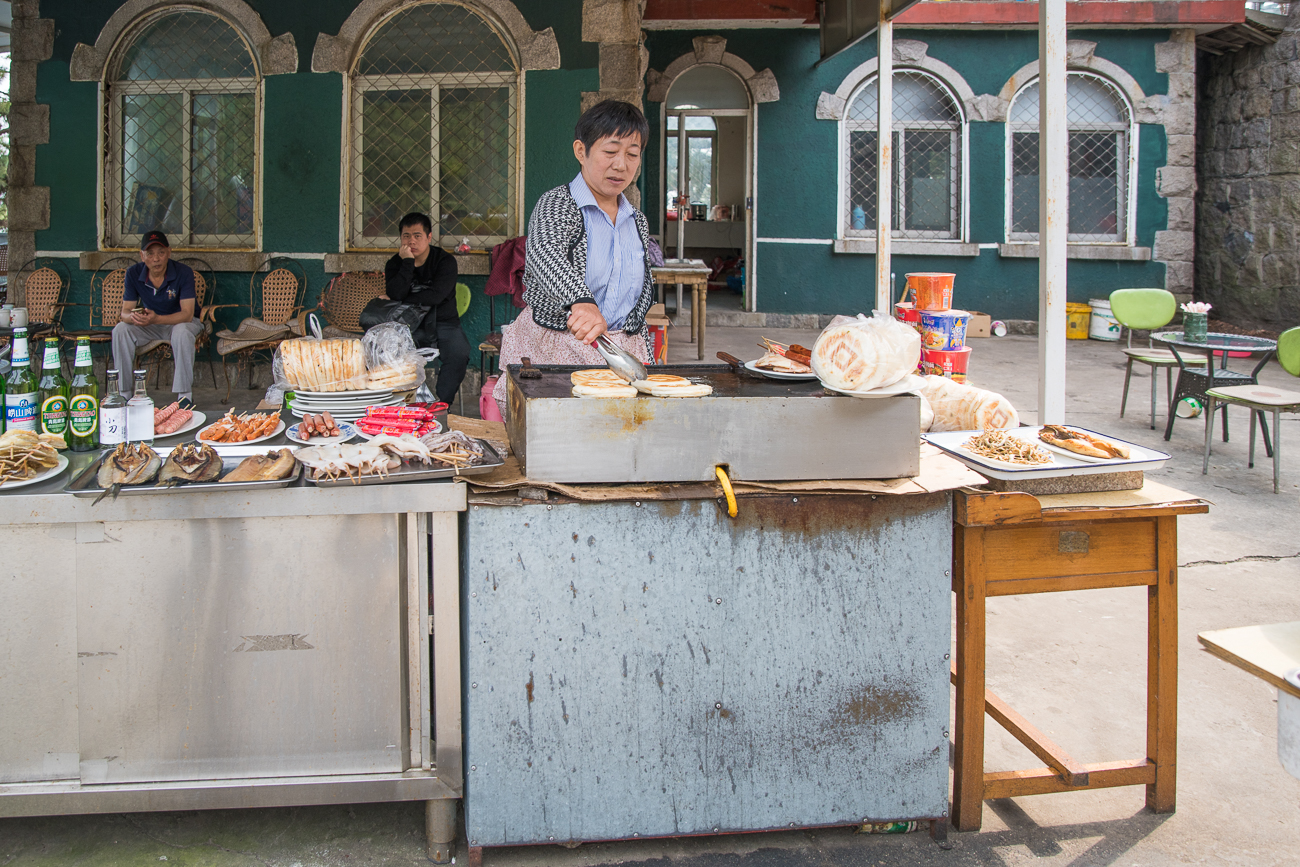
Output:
[125, 369, 154, 444]
[100, 368, 128, 447]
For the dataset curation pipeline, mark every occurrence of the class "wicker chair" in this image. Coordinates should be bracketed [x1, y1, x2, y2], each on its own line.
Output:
[135, 259, 236, 391]
[216, 257, 306, 399]
[10, 259, 72, 358]
[60, 256, 135, 379]
[320, 271, 386, 336]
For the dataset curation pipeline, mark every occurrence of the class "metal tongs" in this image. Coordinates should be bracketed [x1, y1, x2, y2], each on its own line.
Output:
[594, 333, 648, 387]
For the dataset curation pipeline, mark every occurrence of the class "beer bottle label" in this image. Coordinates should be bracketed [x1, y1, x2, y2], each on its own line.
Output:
[5, 392, 39, 432]
[42, 344, 59, 370]
[101, 406, 128, 445]
[69, 394, 99, 436]
[41, 395, 69, 434]
[74, 342, 93, 367]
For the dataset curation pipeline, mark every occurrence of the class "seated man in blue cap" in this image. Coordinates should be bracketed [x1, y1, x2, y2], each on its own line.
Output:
[111, 230, 205, 401]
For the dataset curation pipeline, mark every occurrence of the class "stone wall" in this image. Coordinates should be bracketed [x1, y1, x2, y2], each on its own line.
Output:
[7, 0, 53, 300]
[1197, 8, 1300, 330]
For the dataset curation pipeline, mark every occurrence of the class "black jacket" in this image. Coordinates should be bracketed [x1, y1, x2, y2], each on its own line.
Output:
[384, 247, 459, 326]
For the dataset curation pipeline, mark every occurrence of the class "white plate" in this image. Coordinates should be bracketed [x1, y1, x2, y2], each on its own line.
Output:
[195, 419, 286, 446]
[286, 420, 358, 446]
[293, 387, 395, 400]
[290, 395, 402, 410]
[923, 427, 1170, 480]
[1027, 432, 1113, 464]
[824, 374, 926, 398]
[744, 360, 817, 381]
[153, 410, 207, 439]
[0, 454, 69, 490]
[291, 392, 397, 405]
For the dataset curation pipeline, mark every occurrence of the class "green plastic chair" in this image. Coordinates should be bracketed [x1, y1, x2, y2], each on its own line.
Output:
[1109, 288, 1207, 430]
[1202, 325, 1300, 493]
[456, 283, 472, 319]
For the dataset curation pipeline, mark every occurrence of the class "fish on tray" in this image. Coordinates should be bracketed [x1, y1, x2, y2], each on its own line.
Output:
[95, 442, 162, 503]
[156, 443, 222, 487]
[220, 448, 297, 483]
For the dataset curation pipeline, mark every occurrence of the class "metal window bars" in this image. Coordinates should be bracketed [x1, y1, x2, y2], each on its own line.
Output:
[348, 2, 520, 249]
[1008, 72, 1132, 243]
[105, 10, 259, 250]
[843, 70, 963, 240]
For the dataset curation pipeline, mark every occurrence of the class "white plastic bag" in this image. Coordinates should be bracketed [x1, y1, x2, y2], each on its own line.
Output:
[362, 322, 435, 390]
[811, 311, 921, 392]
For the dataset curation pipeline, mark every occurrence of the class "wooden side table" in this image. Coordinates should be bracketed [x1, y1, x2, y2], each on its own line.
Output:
[951, 482, 1209, 831]
[650, 264, 711, 360]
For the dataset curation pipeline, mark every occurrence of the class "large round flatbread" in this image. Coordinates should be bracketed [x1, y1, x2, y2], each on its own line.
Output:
[571, 369, 626, 387]
[649, 382, 712, 398]
[644, 374, 691, 387]
[572, 382, 638, 398]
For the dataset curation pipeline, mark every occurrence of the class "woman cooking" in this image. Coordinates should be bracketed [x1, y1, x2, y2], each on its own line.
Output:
[493, 99, 655, 417]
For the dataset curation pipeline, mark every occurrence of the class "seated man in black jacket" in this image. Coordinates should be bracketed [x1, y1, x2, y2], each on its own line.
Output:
[383, 212, 471, 405]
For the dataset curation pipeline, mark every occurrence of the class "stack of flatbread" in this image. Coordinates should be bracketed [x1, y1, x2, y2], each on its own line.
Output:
[281, 338, 368, 392]
[367, 362, 421, 390]
[569, 370, 713, 398]
[571, 369, 639, 398]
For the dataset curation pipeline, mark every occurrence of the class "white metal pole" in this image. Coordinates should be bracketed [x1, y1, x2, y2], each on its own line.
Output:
[875, 11, 893, 313]
[1038, 0, 1068, 424]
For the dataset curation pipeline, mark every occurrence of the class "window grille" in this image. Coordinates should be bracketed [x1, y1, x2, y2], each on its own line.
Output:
[842, 71, 963, 240]
[105, 10, 259, 249]
[348, 1, 520, 249]
[1008, 73, 1132, 243]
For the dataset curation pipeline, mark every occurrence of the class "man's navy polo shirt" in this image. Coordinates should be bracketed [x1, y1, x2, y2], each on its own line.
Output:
[124, 260, 199, 316]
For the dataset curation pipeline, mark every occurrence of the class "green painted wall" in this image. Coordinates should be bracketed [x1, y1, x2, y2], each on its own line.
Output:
[643, 27, 1176, 320]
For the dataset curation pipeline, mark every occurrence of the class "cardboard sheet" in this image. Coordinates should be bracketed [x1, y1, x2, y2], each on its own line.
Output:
[450, 414, 986, 502]
[1199, 622, 1300, 699]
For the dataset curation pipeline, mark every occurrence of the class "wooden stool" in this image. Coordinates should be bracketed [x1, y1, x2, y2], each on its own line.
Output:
[650, 264, 711, 361]
[951, 483, 1209, 831]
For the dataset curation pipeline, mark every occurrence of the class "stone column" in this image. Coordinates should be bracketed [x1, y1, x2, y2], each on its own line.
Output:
[1152, 29, 1197, 304]
[7, 0, 54, 301]
[581, 0, 646, 206]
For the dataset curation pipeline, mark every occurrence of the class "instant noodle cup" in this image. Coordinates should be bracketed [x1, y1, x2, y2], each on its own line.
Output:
[907, 272, 955, 311]
[921, 346, 971, 383]
[894, 301, 922, 333]
[919, 309, 970, 351]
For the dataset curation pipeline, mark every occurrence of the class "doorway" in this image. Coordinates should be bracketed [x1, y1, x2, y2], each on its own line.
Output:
[661, 65, 754, 311]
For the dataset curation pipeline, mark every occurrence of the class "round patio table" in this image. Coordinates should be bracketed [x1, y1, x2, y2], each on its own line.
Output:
[1152, 331, 1277, 443]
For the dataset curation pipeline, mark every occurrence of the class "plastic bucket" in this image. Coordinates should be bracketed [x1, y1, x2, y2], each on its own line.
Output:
[921, 346, 971, 383]
[919, 309, 970, 351]
[1088, 299, 1121, 341]
[907, 273, 955, 311]
[480, 375, 504, 422]
[1065, 302, 1092, 340]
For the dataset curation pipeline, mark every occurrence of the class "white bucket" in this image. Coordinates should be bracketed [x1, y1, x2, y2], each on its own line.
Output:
[1088, 298, 1121, 341]
[1280, 669, 1300, 779]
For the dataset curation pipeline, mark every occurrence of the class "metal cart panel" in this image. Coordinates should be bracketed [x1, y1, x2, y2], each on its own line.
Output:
[463, 493, 952, 845]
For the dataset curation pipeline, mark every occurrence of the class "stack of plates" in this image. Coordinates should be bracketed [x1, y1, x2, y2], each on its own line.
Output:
[287, 388, 400, 422]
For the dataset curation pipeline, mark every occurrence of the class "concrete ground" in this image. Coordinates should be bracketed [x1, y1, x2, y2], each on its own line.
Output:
[3, 324, 1298, 866]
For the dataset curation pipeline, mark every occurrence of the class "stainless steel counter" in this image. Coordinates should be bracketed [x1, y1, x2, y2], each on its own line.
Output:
[0, 445, 466, 862]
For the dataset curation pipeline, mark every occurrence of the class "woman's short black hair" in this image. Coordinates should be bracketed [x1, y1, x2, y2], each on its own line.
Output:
[399, 212, 432, 234]
[574, 99, 649, 152]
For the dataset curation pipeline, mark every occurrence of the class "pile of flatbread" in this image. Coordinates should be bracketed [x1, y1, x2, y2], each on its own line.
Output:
[570, 369, 712, 398]
[281, 338, 368, 392]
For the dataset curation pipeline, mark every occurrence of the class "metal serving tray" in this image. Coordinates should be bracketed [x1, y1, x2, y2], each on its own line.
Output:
[923, 426, 1170, 480]
[305, 440, 504, 487]
[66, 444, 302, 497]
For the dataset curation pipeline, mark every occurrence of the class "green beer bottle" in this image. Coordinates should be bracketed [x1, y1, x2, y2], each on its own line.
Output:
[38, 337, 71, 447]
[68, 337, 100, 451]
[4, 327, 39, 432]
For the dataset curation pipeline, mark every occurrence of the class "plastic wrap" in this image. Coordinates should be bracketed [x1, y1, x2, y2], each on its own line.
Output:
[919, 393, 935, 433]
[917, 375, 1019, 431]
[271, 336, 367, 395]
[362, 323, 427, 390]
[811, 312, 922, 392]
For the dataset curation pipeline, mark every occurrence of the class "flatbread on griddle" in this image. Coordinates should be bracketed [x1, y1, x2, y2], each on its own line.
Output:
[649, 382, 713, 398]
[572, 382, 639, 398]
[571, 369, 627, 388]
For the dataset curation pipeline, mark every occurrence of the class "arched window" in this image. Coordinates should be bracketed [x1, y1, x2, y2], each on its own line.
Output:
[106, 9, 260, 248]
[842, 70, 964, 240]
[348, 1, 520, 249]
[1007, 73, 1134, 243]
